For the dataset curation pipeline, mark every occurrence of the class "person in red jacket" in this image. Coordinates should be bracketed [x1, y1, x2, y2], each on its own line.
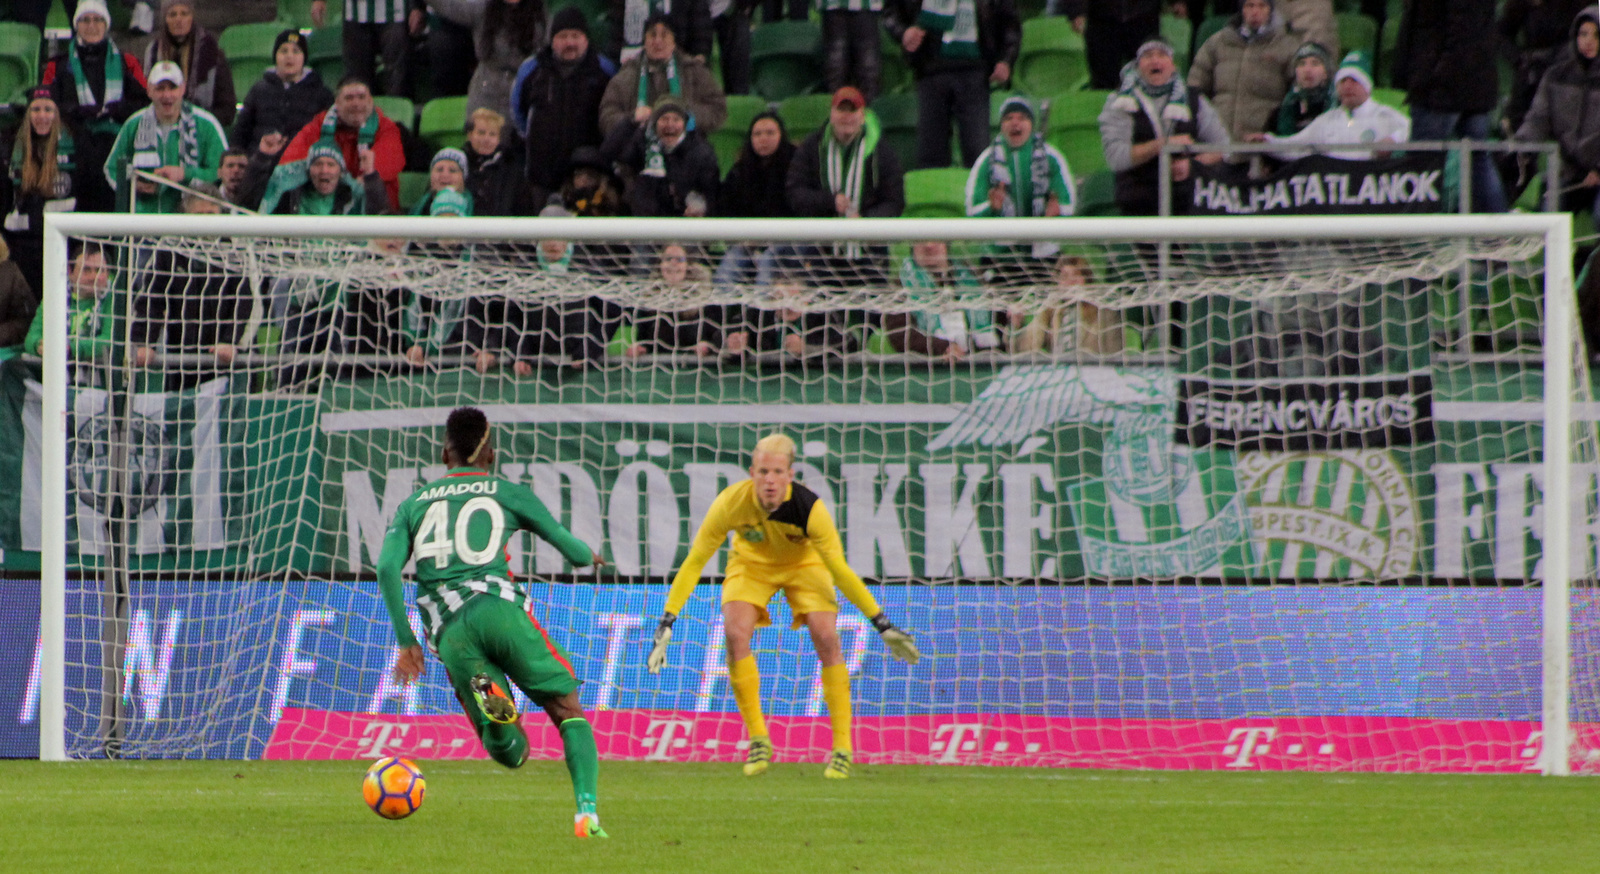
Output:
[275, 75, 406, 211]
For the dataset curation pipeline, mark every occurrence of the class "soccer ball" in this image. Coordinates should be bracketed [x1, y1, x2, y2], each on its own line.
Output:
[363, 757, 426, 820]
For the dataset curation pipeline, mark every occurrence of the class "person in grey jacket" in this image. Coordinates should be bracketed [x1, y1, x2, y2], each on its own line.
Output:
[428, 0, 548, 119]
[1187, 0, 1303, 140]
[1516, 7, 1600, 228]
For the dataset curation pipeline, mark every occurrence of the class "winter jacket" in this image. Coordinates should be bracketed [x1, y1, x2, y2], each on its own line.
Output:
[42, 39, 151, 212]
[510, 46, 617, 198]
[1098, 86, 1228, 215]
[607, 0, 715, 59]
[428, 0, 547, 118]
[102, 103, 229, 213]
[1394, 0, 1500, 114]
[465, 147, 535, 216]
[1188, 12, 1303, 139]
[142, 23, 236, 126]
[1278, 0, 1337, 59]
[260, 168, 389, 216]
[609, 125, 721, 217]
[598, 50, 727, 138]
[279, 108, 408, 211]
[717, 140, 797, 217]
[787, 117, 906, 218]
[1516, 9, 1600, 188]
[232, 69, 336, 152]
[0, 260, 33, 349]
[882, 0, 1021, 80]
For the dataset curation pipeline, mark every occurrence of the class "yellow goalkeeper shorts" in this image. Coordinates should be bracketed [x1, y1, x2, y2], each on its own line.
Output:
[721, 561, 838, 628]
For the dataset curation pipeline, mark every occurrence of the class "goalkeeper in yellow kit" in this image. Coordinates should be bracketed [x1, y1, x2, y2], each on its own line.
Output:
[645, 433, 921, 779]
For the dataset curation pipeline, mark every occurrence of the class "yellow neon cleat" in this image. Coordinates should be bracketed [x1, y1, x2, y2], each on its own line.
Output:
[743, 736, 773, 776]
[469, 674, 518, 725]
[823, 750, 852, 779]
[574, 812, 609, 839]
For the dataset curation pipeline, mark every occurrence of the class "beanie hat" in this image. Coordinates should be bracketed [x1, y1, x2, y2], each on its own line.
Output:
[550, 6, 589, 37]
[274, 28, 307, 57]
[539, 204, 573, 218]
[74, 0, 110, 25]
[161, 0, 194, 14]
[651, 94, 689, 121]
[429, 188, 471, 216]
[998, 95, 1034, 121]
[1135, 37, 1174, 60]
[307, 144, 346, 171]
[1334, 50, 1374, 93]
[431, 147, 470, 182]
[643, 10, 675, 39]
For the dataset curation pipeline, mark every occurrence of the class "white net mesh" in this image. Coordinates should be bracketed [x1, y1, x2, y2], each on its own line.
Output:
[30, 217, 1600, 772]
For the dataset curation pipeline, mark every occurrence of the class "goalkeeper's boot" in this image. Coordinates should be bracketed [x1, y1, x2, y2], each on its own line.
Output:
[469, 674, 518, 725]
[574, 811, 609, 839]
[743, 735, 774, 776]
[823, 750, 852, 780]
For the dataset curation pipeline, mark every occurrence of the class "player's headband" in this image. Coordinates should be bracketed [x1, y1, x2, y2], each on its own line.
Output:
[468, 426, 491, 465]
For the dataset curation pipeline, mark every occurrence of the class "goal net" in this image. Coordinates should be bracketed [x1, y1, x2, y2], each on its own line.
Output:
[26, 212, 1593, 774]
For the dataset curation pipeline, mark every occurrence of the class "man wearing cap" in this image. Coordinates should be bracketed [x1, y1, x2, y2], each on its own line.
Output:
[1098, 37, 1228, 215]
[512, 7, 619, 206]
[785, 86, 904, 280]
[42, 0, 152, 212]
[277, 76, 408, 211]
[104, 60, 228, 214]
[1186, 0, 1304, 141]
[965, 95, 1075, 282]
[1252, 50, 1409, 159]
[608, 95, 720, 217]
[598, 12, 727, 142]
[884, 0, 1020, 169]
[257, 144, 388, 215]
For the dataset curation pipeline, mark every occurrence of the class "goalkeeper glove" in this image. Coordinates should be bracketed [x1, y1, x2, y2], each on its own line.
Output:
[646, 613, 675, 674]
[871, 613, 921, 665]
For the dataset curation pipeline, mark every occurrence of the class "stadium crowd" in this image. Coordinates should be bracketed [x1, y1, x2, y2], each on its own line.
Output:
[0, 0, 1596, 375]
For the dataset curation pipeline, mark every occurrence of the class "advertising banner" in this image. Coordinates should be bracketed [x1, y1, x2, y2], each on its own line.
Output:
[1189, 153, 1448, 216]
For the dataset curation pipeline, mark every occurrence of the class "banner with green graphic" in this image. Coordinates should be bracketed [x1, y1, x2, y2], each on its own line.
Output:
[1, 359, 1590, 582]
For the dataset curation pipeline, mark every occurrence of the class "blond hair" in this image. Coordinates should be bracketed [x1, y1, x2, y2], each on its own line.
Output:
[469, 107, 506, 135]
[752, 433, 796, 465]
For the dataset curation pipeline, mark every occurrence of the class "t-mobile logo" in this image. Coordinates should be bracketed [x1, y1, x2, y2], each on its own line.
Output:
[358, 721, 412, 758]
[642, 719, 694, 760]
[931, 723, 985, 763]
[1223, 727, 1278, 768]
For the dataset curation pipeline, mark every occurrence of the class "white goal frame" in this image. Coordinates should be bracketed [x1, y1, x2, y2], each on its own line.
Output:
[37, 211, 1577, 770]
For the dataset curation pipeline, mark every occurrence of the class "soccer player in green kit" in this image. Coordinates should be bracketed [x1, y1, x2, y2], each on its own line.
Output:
[378, 406, 610, 838]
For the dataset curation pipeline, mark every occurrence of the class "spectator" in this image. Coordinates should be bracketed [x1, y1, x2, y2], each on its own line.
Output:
[1050, 0, 1161, 91]
[310, 0, 425, 97]
[413, 148, 474, 214]
[466, 204, 605, 373]
[401, 189, 473, 367]
[1254, 50, 1408, 158]
[1174, 1, 1338, 59]
[1274, 41, 1335, 135]
[1187, 0, 1301, 141]
[429, 0, 548, 119]
[216, 147, 252, 207]
[511, 8, 617, 207]
[42, 0, 151, 213]
[259, 144, 388, 214]
[884, 0, 1020, 169]
[822, 0, 884, 102]
[883, 240, 1002, 362]
[104, 61, 228, 214]
[611, 0, 714, 62]
[1498, 0, 1591, 136]
[598, 12, 727, 142]
[463, 109, 534, 216]
[141, 0, 235, 127]
[231, 30, 335, 157]
[713, 0, 755, 95]
[278, 76, 408, 211]
[1394, 0, 1507, 212]
[608, 95, 720, 217]
[561, 145, 627, 216]
[130, 182, 251, 389]
[714, 111, 796, 289]
[4, 89, 88, 299]
[738, 267, 861, 360]
[965, 96, 1075, 283]
[1515, 8, 1600, 230]
[1098, 39, 1228, 216]
[1008, 253, 1122, 354]
[624, 243, 726, 359]
[786, 86, 904, 282]
[21, 243, 118, 377]
[0, 238, 34, 359]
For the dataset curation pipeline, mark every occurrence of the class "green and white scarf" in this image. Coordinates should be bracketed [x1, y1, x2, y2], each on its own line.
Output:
[642, 126, 670, 177]
[1108, 59, 1192, 134]
[987, 132, 1052, 217]
[538, 246, 573, 274]
[637, 56, 684, 116]
[918, 0, 979, 60]
[899, 258, 998, 349]
[320, 105, 380, 151]
[824, 123, 869, 256]
[132, 104, 201, 188]
[69, 38, 125, 134]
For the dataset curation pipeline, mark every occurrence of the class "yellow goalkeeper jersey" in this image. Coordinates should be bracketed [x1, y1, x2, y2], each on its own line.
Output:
[662, 479, 882, 618]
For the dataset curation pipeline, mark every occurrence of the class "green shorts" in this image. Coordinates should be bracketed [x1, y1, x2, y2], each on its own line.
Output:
[433, 593, 580, 727]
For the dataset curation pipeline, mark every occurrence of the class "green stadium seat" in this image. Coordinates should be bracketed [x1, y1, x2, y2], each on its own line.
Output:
[1075, 168, 1118, 217]
[218, 22, 286, 64]
[879, 29, 913, 95]
[902, 167, 970, 218]
[1369, 87, 1406, 112]
[0, 22, 42, 106]
[1160, 14, 1192, 72]
[1376, 15, 1400, 86]
[870, 92, 919, 173]
[1048, 123, 1107, 179]
[44, 0, 71, 39]
[307, 26, 345, 86]
[417, 95, 466, 149]
[375, 95, 417, 134]
[398, 170, 430, 212]
[776, 92, 832, 144]
[710, 94, 770, 174]
[1336, 13, 1378, 59]
[277, 0, 320, 30]
[1194, 14, 1231, 53]
[750, 21, 823, 102]
[1040, 88, 1110, 129]
[1013, 17, 1087, 98]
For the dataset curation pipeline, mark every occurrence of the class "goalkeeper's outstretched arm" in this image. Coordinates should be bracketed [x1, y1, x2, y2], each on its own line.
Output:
[647, 525, 724, 673]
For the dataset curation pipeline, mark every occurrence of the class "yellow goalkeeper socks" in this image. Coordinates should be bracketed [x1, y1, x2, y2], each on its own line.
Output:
[730, 655, 768, 740]
[821, 663, 852, 753]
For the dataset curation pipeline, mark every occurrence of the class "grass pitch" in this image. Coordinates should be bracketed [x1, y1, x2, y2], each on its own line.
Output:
[4, 759, 1600, 873]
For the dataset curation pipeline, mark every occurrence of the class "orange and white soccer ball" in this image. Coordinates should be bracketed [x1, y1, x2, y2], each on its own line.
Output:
[363, 756, 426, 820]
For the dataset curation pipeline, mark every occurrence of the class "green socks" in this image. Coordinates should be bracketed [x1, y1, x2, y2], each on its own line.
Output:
[560, 717, 600, 814]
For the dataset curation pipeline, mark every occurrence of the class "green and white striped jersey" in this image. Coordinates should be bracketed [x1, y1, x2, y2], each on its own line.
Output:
[342, 0, 411, 25]
[376, 467, 596, 648]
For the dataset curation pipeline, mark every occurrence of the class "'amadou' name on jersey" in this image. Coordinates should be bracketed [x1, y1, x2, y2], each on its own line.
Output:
[377, 467, 595, 647]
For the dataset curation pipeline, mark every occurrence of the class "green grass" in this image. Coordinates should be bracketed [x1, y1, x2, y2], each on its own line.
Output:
[4, 760, 1600, 872]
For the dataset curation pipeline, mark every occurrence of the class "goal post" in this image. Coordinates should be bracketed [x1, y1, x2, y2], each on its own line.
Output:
[34, 210, 1582, 771]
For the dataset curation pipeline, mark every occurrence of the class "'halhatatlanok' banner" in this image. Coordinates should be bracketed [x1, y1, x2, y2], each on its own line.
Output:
[1189, 153, 1447, 216]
